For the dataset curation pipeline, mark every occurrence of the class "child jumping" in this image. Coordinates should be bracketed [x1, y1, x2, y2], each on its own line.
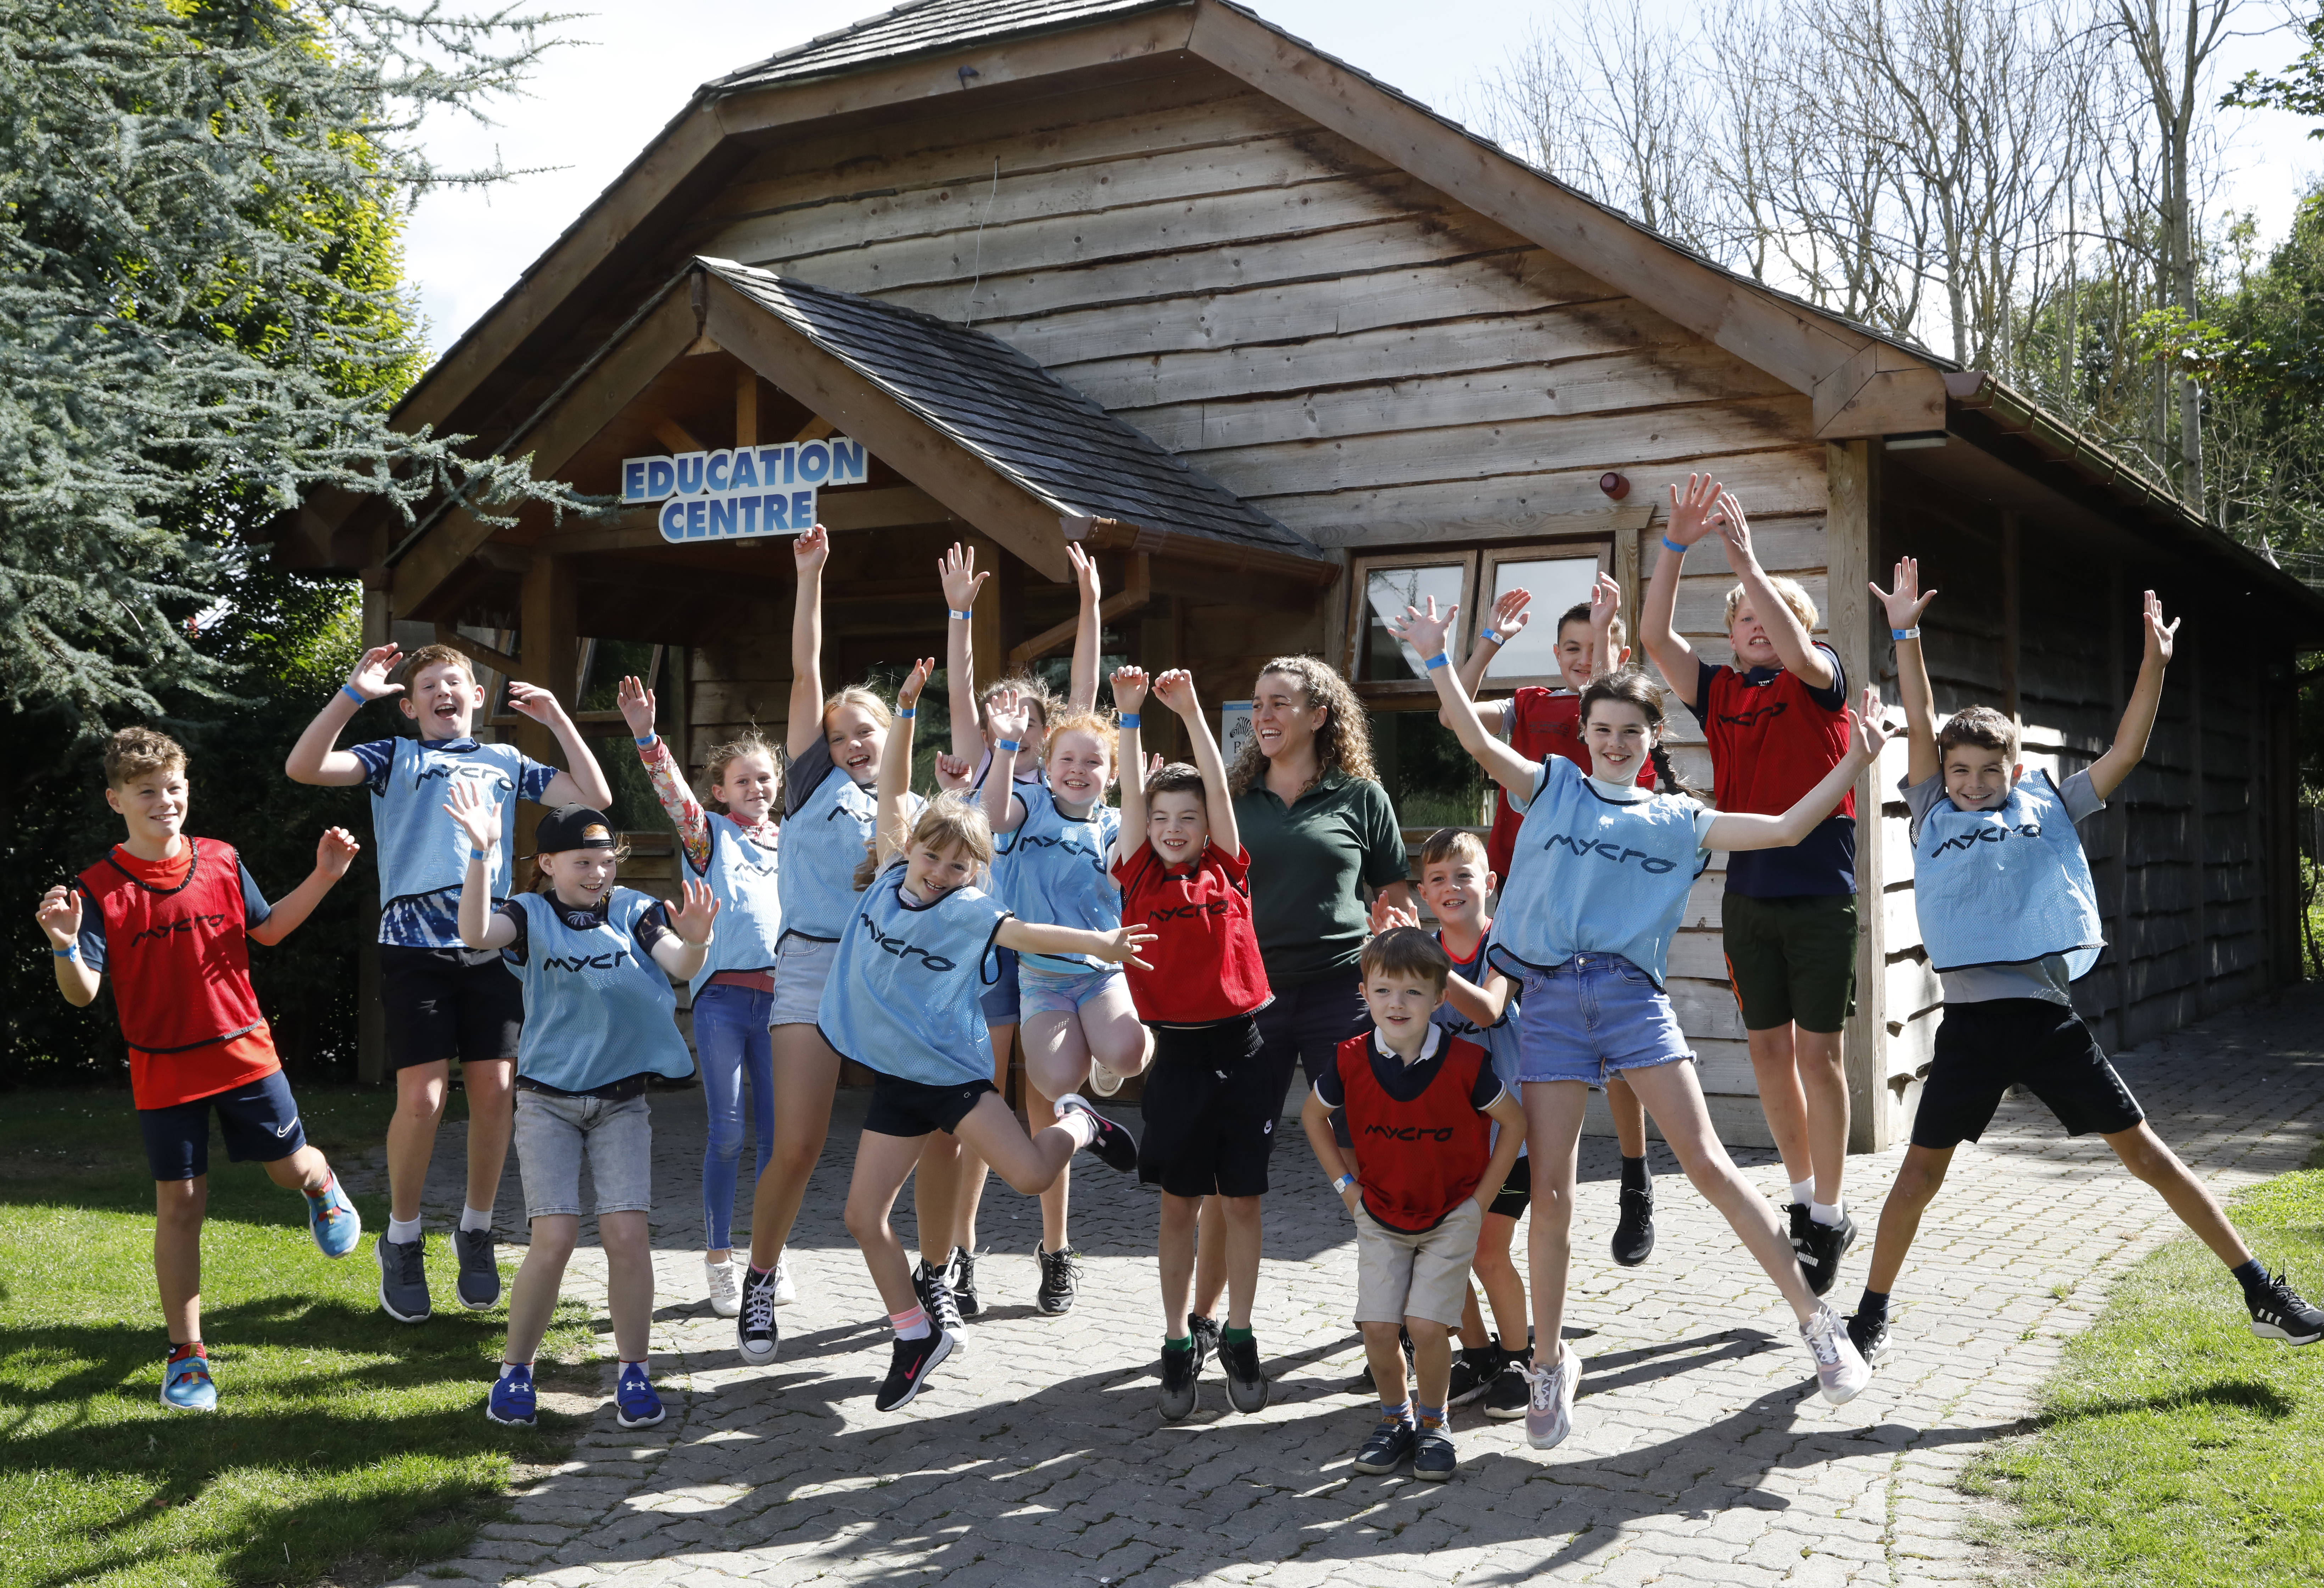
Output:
[1303, 928, 1527, 1481]
[1846, 566, 2324, 1363]
[1112, 666, 1276, 1420]
[446, 793, 717, 1430]
[821, 659, 1146, 1412]
[37, 728, 365, 1410]
[286, 641, 611, 1323]
[616, 675, 782, 1319]
[1396, 595, 1876, 1449]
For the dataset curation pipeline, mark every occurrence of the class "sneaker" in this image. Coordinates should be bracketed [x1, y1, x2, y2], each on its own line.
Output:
[736, 1263, 781, 1365]
[915, 1257, 967, 1340]
[160, 1348, 216, 1412]
[875, 1328, 957, 1411]
[305, 1177, 362, 1259]
[1801, 1303, 1871, 1404]
[1159, 1343, 1200, 1421]
[1846, 1310, 1889, 1368]
[2247, 1269, 2324, 1345]
[950, 1247, 981, 1319]
[704, 1257, 741, 1318]
[1187, 1313, 1221, 1369]
[1611, 1182, 1655, 1267]
[452, 1226, 500, 1311]
[1520, 1347, 1581, 1449]
[1056, 1093, 1138, 1171]
[771, 1257, 798, 1308]
[1447, 1344, 1503, 1409]
[615, 1362, 665, 1428]
[1412, 1422, 1457, 1481]
[1088, 1058, 1125, 1097]
[1351, 1414, 1416, 1474]
[376, 1234, 431, 1324]
[486, 1364, 536, 1427]
[1036, 1245, 1082, 1315]
[1482, 1361, 1530, 1421]
[1220, 1332, 1270, 1414]
[1798, 1209, 1859, 1298]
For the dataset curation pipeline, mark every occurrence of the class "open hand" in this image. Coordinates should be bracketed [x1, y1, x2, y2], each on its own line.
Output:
[505, 680, 565, 726]
[939, 542, 989, 613]
[1387, 596, 1456, 665]
[1370, 895, 1422, 934]
[344, 644, 405, 702]
[441, 781, 501, 853]
[1849, 685, 1893, 761]
[1096, 922, 1160, 971]
[933, 751, 973, 792]
[616, 675, 657, 738]
[896, 656, 936, 712]
[1486, 586, 1532, 643]
[1588, 572, 1622, 633]
[1714, 491, 1756, 569]
[1870, 557, 1938, 631]
[2141, 589, 2179, 665]
[1068, 541, 1101, 606]
[1111, 665, 1149, 715]
[35, 885, 81, 946]
[667, 877, 722, 946]
[986, 686, 1029, 746]
[1152, 668, 1200, 716]
[1664, 473, 1725, 548]
[794, 523, 831, 574]
[316, 827, 361, 879]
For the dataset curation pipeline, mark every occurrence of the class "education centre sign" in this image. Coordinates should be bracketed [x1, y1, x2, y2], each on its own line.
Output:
[622, 438, 869, 543]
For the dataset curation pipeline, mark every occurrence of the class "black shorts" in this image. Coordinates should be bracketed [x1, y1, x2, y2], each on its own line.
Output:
[381, 945, 523, 1071]
[138, 1069, 307, 1181]
[1911, 999, 2145, 1150]
[862, 1072, 995, 1138]
[1487, 1154, 1531, 1219]
[1138, 1014, 1279, 1198]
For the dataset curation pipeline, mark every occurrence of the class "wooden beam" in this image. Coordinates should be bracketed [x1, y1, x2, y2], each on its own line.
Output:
[433, 625, 522, 679]
[1826, 439, 1889, 1151]
[790, 416, 835, 443]
[2000, 511, 2021, 723]
[736, 371, 759, 448]
[516, 553, 579, 871]
[1010, 553, 1151, 667]
[698, 272, 1074, 580]
[653, 417, 708, 453]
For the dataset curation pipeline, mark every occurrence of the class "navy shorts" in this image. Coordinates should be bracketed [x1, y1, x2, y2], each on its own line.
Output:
[1911, 999, 2144, 1150]
[138, 1069, 307, 1181]
[380, 945, 522, 1070]
[863, 1072, 997, 1139]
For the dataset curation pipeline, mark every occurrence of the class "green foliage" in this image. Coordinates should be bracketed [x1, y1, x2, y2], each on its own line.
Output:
[2223, 11, 2324, 134]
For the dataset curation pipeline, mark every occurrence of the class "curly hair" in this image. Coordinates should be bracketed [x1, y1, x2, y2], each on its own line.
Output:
[1226, 656, 1379, 796]
[103, 726, 187, 788]
[1041, 705, 1118, 769]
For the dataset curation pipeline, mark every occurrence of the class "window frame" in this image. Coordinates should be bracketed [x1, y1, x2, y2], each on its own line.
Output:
[1348, 536, 1615, 706]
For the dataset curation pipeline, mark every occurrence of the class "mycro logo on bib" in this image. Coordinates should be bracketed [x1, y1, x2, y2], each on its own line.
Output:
[1540, 831, 1680, 874]
[859, 916, 956, 973]
[1927, 822, 2041, 856]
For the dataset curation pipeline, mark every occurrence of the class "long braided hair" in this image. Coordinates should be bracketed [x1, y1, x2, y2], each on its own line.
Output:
[1578, 669, 1703, 798]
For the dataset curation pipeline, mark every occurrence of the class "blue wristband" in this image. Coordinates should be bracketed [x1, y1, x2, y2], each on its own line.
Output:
[895, 707, 915, 719]
[1480, 628, 1502, 645]
[1661, 536, 1687, 555]
[1119, 713, 1141, 728]
[1423, 652, 1450, 671]
[53, 945, 77, 960]
[469, 848, 486, 861]
[948, 608, 973, 621]
[635, 733, 657, 748]
[339, 684, 364, 706]
[1893, 627, 1921, 641]
[997, 738, 1022, 753]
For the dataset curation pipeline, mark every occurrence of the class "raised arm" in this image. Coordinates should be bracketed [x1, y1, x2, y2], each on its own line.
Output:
[510, 681, 613, 811]
[1871, 558, 1941, 788]
[1113, 666, 1150, 841]
[34, 887, 100, 1006]
[649, 877, 720, 984]
[444, 783, 519, 951]
[247, 828, 360, 946]
[979, 687, 1032, 835]
[1705, 688, 1887, 851]
[2087, 591, 2178, 801]
[1449, 586, 1532, 711]
[1391, 598, 1538, 796]
[940, 541, 991, 759]
[1152, 668, 1238, 855]
[877, 658, 934, 866]
[786, 525, 832, 761]
[1717, 491, 1835, 690]
[1066, 542, 1102, 710]
[618, 675, 711, 871]
[285, 644, 403, 785]
[1640, 474, 1726, 708]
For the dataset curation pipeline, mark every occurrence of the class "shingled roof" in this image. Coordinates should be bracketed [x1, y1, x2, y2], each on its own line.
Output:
[698, 258, 1319, 558]
[712, 0, 1175, 92]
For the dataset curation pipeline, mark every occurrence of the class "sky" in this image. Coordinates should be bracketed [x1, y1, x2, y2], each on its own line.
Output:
[397, 0, 2322, 358]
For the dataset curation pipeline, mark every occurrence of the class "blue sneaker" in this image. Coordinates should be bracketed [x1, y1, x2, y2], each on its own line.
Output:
[486, 1365, 536, 1427]
[161, 1349, 216, 1411]
[305, 1176, 362, 1259]
[615, 1363, 665, 1428]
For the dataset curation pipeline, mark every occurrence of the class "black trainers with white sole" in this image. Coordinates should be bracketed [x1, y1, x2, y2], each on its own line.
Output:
[1056, 1094, 1138, 1171]
[1159, 1343, 1200, 1421]
[1187, 1313, 1218, 1376]
[950, 1246, 982, 1319]
[1482, 1363, 1530, 1420]
[1220, 1333, 1270, 1414]
[376, 1235, 432, 1324]
[1036, 1245, 1083, 1315]
[1798, 1208, 1859, 1297]
[874, 1328, 958, 1412]
[451, 1226, 500, 1311]
[1446, 1344, 1503, 1409]
[914, 1257, 966, 1340]
[2247, 1269, 2324, 1345]
[1846, 1310, 1889, 1367]
[736, 1263, 781, 1365]
[1611, 1184, 1656, 1267]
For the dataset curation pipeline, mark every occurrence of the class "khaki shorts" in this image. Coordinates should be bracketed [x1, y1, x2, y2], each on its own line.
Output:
[1354, 1198, 1484, 1327]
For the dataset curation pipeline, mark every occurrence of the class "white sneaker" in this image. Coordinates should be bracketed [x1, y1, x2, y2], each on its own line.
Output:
[772, 1257, 798, 1307]
[1520, 1346, 1581, 1449]
[1088, 1059, 1124, 1097]
[705, 1257, 741, 1318]
[1802, 1302, 1871, 1404]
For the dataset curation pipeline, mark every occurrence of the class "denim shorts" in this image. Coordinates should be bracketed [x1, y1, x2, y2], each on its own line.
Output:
[977, 945, 1021, 1024]
[513, 1089, 652, 1219]
[1017, 963, 1124, 1019]
[770, 933, 838, 1028]
[1514, 954, 1695, 1087]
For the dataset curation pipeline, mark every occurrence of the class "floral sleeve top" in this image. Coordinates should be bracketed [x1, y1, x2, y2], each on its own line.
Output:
[636, 737, 776, 875]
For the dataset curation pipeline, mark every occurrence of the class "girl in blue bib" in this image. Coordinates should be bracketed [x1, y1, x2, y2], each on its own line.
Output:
[822, 658, 1148, 1411]
[1397, 595, 1888, 1447]
[447, 790, 719, 1434]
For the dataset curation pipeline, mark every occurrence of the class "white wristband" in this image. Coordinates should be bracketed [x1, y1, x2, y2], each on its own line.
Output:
[1333, 1173, 1357, 1194]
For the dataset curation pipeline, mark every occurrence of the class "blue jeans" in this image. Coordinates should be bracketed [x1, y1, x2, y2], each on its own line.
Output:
[692, 983, 775, 1249]
[1514, 954, 1694, 1086]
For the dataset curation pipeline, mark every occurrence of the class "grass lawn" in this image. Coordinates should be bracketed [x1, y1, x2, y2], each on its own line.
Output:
[1973, 1143, 2324, 1586]
[0, 1086, 592, 1588]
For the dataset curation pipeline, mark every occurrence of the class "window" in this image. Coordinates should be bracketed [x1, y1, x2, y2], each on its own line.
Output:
[1481, 550, 1602, 683]
[1354, 557, 1472, 687]
[1350, 541, 1609, 701]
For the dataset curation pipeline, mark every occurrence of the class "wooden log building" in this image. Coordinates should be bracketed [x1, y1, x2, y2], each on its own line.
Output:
[279, 0, 2324, 1148]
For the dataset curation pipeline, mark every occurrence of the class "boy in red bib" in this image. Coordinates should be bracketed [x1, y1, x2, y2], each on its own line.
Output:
[1303, 928, 1525, 1482]
[35, 729, 364, 1411]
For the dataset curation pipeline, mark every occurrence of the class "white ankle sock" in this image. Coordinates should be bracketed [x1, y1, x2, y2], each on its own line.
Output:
[1788, 1180, 1812, 1206]
[459, 1205, 493, 1234]
[387, 1215, 422, 1245]
[1810, 1199, 1845, 1227]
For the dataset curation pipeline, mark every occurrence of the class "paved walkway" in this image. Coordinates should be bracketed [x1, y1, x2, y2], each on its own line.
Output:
[374, 989, 2324, 1588]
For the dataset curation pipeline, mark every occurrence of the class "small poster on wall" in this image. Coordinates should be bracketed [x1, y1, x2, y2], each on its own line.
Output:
[1220, 701, 1256, 765]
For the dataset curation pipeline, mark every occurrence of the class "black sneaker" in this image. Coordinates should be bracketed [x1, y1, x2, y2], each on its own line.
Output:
[1220, 1332, 1270, 1413]
[1846, 1310, 1888, 1366]
[736, 1263, 781, 1365]
[950, 1246, 982, 1319]
[451, 1226, 500, 1310]
[1057, 1094, 1138, 1171]
[914, 1257, 966, 1340]
[1187, 1313, 1220, 1372]
[1482, 1362, 1529, 1420]
[1036, 1245, 1082, 1315]
[1611, 1183, 1656, 1267]
[1352, 1414, 1416, 1474]
[1160, 1343, 1200, 1421]
[1446, 1345, 1503, 1408]
[1799, 1209, 1859, 1297]
[2247, 1269, 2324, 1345]
[376, 1234, 431, 1324]
[874, 1328, 957, 1412]
[1412, 1422, 1457, 1481]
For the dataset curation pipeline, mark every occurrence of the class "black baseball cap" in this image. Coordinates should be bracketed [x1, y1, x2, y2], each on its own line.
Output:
[534, 807, 618, 853]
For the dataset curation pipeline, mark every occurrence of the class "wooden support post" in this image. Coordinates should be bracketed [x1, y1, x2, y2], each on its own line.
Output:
[966, 532, 1006, 699]
[1140, 595, 1181, 761]
[736, 369, 760, 449]
[1827, 440, 1889, 1151]
[518, 553, 580, 878]
[2000, 511, 2022, 725]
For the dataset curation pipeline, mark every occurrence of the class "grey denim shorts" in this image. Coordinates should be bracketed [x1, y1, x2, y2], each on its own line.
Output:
[513, 1089, 653, 1219]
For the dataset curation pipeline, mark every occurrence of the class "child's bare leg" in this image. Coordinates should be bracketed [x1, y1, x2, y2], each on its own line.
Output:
[1081, 981, 1155, 1078]
[387, 1061, 450, 1224]
[1023, 1016, 1085, 1253]
[1607, 1073, 1649, 1157]
[504, 1214, 578, 1364]
[1863, 1145, 1954, 1295]
[1361, 1320, 1410, 1402]
[841, 1131, 929, 1316]
[260, 1144, 334, 1195]
[599, 1211, 654, 1363]
[1795, 1028, 1848, 1206]
[745, 1025, 841, 1271]
[1217, 1194, 1262, 1329]
[1744, 1025, 1815, 1196]
[1474, 1213, 1528, 1343]
[1459, 1282, 1487, 1348]
[462, 1059, 515, 1217]
[912, 1133, 962, 1269]
[1158, 1193, 1200, 1333]
[1192, 1196, 1226, 1317]
[1522, 1080, 1589, 1361]
[2105, 1123, 2254, 1266]
[155, 1177, 206, 1343]
[1408, 1317, 1454, 1410]
[952, 1025, 1013, 1254]
[951, 1091, 1084, 1196]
